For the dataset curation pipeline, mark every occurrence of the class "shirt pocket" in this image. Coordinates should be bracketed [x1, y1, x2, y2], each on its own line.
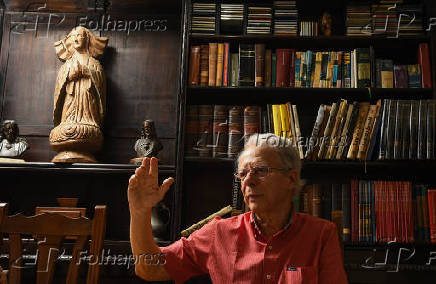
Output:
[279, 266, 317, 284]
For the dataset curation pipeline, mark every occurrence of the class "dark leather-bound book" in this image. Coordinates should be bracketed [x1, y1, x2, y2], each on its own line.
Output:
[417, 100, 427, 159]
[427, 100, 435, 160]
[385, 99, 397, 160]
[185, 105, 199, 156]
[289, 49, 296, 87]
[401, 100, 412, 159]
[264, 49, 272, 87]
[321, 184, 332, 221]
[200, 45, 209, 86]
[212, 105, 228, 158]
[208, 43, 218, 86]
[255, 43, 265, 87]
[418, 43, 432, 88]
[189, 45, 201, 85]
[227, 106, 244, 158]
[378, 99, 390, 160]
[408, 64, 422, 88]
[393, 65, 408, 88]
[275, 49, 290, 87]
[312, 184, 322, 218]
[198, 105, 214, 157]
[238, 44, 255, 86]
[342, 183, 351, 242]
[409, 100, 419, 160]
[244, 106, 261, 144]
[356, 48, 371, 88]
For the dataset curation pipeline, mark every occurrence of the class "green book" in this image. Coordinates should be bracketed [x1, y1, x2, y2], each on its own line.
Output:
[272, 53, 277, 87]
[230, 53, 239, 87]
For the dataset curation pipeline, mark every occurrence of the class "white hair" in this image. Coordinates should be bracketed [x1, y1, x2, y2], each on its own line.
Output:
[237, 133, 304, 197]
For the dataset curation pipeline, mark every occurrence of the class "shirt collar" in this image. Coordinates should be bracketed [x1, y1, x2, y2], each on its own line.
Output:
[250, 204, 295, 236]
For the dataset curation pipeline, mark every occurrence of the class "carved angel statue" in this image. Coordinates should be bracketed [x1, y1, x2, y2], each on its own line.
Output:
[49, 26, 108, 163]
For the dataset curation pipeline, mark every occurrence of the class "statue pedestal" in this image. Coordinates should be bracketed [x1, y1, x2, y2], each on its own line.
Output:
[52, 151, 97, 163]
[130, 157, 145, 165]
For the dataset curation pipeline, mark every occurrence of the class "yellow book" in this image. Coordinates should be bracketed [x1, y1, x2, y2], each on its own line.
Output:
[272, 105, 282, 137]
[286, 102, 296, 141]
[279, 104, 291, 138]
[326, 99, 348, 159]
[313, 52, 322, 88]
[292, 104, 304, 159]
[347, 102, 370, 159]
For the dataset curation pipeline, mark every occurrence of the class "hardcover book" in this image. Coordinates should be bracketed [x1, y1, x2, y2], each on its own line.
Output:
[238, 44, 255, 86]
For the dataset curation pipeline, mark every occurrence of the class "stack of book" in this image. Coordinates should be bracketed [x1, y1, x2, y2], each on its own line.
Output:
[246, 6, 272, 35]
[220, 3, 244, 35]
[371, 3, 398, 37]
[299, 20, 318, 36]
[273, 1, 298, 36]
[191, 2, 216, 35]
[397, 4, 424, 36]
[346, 3, 372, 36]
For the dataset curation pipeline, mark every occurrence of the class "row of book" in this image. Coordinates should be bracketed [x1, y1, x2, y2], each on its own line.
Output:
[185, 99, 436, 161]
[232, 180, 436, 243]
[346, 3, 424, 37]
[276, 99, 435, 161]
[188, 42, 431, 88]
[191, 1, 298, 35]
[299, 181, 436, 244]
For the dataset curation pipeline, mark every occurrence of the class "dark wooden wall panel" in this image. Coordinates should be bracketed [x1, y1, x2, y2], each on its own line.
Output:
[0, 8, 181, 164]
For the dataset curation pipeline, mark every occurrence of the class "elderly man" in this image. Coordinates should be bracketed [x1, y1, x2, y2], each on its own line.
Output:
[128, 133, 348, 283]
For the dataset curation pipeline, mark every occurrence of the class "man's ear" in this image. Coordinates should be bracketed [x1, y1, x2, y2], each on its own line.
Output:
[287, 169, 298, 185]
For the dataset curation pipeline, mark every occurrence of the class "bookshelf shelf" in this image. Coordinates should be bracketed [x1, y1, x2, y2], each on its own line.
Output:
[190, 34, 431, 49]
[184, 157, 436, 182]
[0, 162, 175, 175]
[187, 86, 432, 104]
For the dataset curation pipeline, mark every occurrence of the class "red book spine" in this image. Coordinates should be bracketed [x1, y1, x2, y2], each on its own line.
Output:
[351, 179, 359, 242]
[223, 43, 230, 86]
[418, 43, 432, 88]
[388, 181, 394, 242]
[428, 189, 436, 244]
[381, 181, 386, 242]
[406, 182, 414, 242]
[289, 49, 296, 87]
[276, 49, 290, 87]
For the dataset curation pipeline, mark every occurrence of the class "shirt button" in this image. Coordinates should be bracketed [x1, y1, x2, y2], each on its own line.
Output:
[266, 274, 272, 280]
[268, 245, 273, 250]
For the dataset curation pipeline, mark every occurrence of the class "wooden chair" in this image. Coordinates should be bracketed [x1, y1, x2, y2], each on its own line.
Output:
[0, 203, 106, 284]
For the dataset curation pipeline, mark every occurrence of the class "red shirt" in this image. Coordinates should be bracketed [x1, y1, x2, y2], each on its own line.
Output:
[161, 212, 348, 284]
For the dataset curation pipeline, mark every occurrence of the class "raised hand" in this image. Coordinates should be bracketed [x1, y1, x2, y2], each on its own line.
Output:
[128, 157, 174, 215]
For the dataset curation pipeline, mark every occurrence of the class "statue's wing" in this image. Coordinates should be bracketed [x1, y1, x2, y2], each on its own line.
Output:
[53, 63, 69, 126]
[88, 58, 106, 121]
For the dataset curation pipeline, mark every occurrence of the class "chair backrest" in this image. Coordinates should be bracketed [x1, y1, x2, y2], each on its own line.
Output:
[0, 203, 106, 284]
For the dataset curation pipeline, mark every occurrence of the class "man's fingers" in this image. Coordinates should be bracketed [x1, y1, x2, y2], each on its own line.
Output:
[149, 157, 158, 178]
[159, 177, 174, 197]
[135, 158, 150, 178]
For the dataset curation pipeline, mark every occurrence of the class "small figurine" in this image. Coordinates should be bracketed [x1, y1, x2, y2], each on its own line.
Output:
[0, 120, 29, 158]
[320, 11, 332, 36]
[130, 120, 163, 164]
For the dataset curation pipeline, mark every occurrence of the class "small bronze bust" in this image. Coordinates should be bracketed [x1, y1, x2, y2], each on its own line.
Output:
[130, 120, 163, 164]
[320, 12, 332, 36]
[0, 120, 29, 158]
